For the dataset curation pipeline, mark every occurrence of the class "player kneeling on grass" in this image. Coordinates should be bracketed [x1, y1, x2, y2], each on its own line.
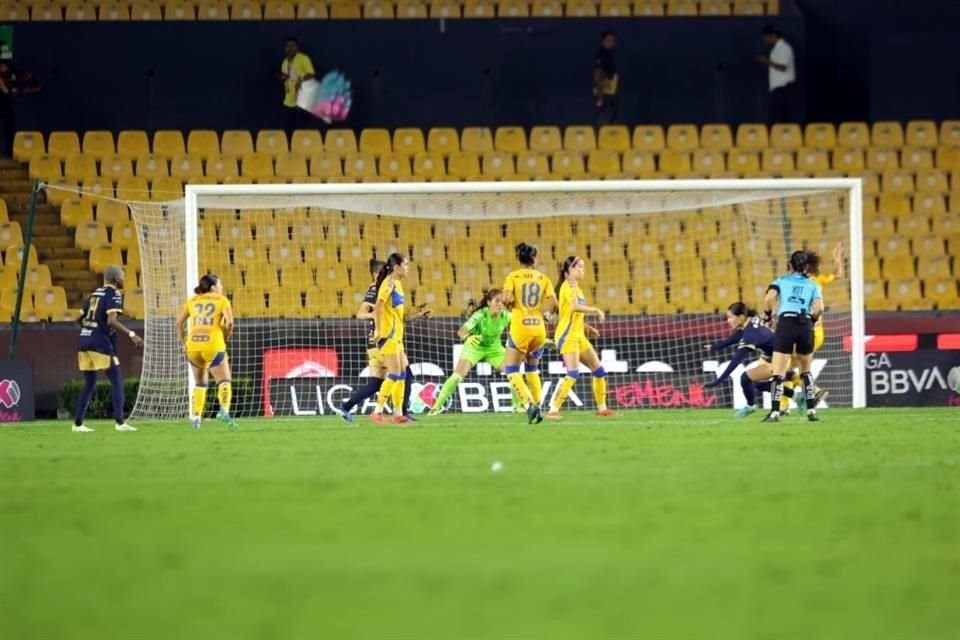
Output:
[175, 274, 238, 430]
[546, 256, 613, 419]
[73, 265, 143, 433]
[429, 289, 522, 415]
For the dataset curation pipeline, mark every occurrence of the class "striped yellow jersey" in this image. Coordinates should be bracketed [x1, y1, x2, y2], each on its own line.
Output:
[554, 280, 586, 343]
[377, 276, 405, 343]
[185, 292, 231, 352]
[503, 268, 554, 335]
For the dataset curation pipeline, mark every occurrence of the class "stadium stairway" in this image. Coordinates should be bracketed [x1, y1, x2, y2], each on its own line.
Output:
[0, 159, 98, 307]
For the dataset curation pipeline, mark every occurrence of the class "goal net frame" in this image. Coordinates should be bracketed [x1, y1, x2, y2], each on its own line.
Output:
[175, 178, 866, 413]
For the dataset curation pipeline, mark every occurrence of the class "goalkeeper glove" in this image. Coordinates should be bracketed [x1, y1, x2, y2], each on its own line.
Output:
[465, 334, 483, 347]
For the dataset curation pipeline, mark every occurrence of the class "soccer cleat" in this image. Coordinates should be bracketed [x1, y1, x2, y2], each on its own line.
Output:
[115, 423, 137, 432]
[392, 415, 413, 424]
[191, 417, 201, 430]
[427, 408, 441, 417]
[370, 412, 386, 424]
[216, 410, 239, 430]
[812, 388, 830, 409]
[595, 409, 617, 417]
[733, 405, 757, 418]
[404, 414, 417, 422]
[72, 424, 94, 433]
[546, 409, 563, 420]
[337, 403, 354, 423]
[533, 405, 544, 424]
[762, 412, 780, 423]
[807, 409, 819, 422]
[781, 408, 792, 417]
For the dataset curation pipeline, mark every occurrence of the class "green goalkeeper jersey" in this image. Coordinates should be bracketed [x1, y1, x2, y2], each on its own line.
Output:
[463, 308, 511, 348]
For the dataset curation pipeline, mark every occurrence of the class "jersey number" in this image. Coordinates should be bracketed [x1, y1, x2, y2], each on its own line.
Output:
[84, 299, 99, 323]
[520, 282, 541, 307]
[193, 303, 217, 326]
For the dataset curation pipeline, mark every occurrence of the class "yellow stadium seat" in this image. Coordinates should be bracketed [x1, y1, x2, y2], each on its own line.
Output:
[947, 231, 960, 255]
[33, 286, 68, 320]
[550, 151, 585, 177]
[905, 120, 938, 147]
[461, 0, 494, 17]
[309, 152, 343, 179]
[130, 1, 162, 19]
[804, 123, 837, 149]
[914, 193, 946, 217]
[617, 150, 652, 177]
[266, 242, 302, 267]
[296, 0, 328, 17]
[831, 148, 864, 172]
[448, 151, 481, 179]
[882, 255, 915, 280]
[396, 1, 428, 17]
[64, 153, 98, 182]
[0, 223, 21, 248]
[0, 288, 34, 319]
[759, 148, 794, 173]
[533, 0, 567, 16]
[926, 278, 958, 309]
[110, 220, 139, 250]
[515, 151, 550, 178]
[289, 130, 322, 156]
[875, 234, 911, 259]
[700, 0, 731, 14]
[481, 151, 514, 178]
[899, 214, 930, 238]
[13, 131, 45, 163]
[630, 125, 663, 152]
[152, 177, 184, 200]
[795, 147, 829, 173]
[114, 132, 148, 159]
[871, 121, 904, 147]
[164, 0, 197, 19]
[60, 199, 94, 227]
[882, 169, 914, 193]
[230, 0, 261, 18]
[917, 255, 951, 279]
[5, 244, 38, 271]
[219, 130, 252, 157]
[877, 192, 911, 216]
[727, 148, 761, 173]
[87, 244, 121, 273]
[153, 130, 186, 157]
[196, 0, 229, 19]
[115, 176, 150, 201]
[851, 170, 880, 195]
[427, 127, 460, 155]
[170, 154, 204, 180]
[461, 127, 494, 153]
[525, 126, 559, 153]
[587, 150, 621, 176]
[563, 126, 597, 152]
[388, 129, 424, 156]
[329, 1, 362, 18]
[0, 200, 6, 224]
[695, 124, 731, 151]
[378, 153, 412, 180]
[188, 130, 220, 156]
[916, 168, 948, 193]
[666, 124, 698, 151]
[241, 153, 275, 179]
[733, 0, 765, 15]
[769, 123, 803, 150]
[274, 152, 309, 181]
[250, 130, 287, 158]
[81, 131, 115, 161]
[1, 4, 29, 21]
[939, 120, 960, 147]
[411, 152, 446, 179]
[865, 211, 896, 237]
[866, 147, 898, 171]
[264, 0, 296, 18]
[941, 147, 960, 172]
[98, 154, 132, 182]
[325, 129, 358, 157]
[837, 122, 869, 148]
[592, 126, 628, 153]
[493, 127, 526, 153]
[632, 0, 664, 15]
[74, 221, 109, 250]
[732, 124, 766, 151]
[343, 152, 378, 180]
[205, 154, 239, 181]
[23, 265, 53, 292]
[28, 155, 62, 182]
[665, 0, 696, 15]
[80, 177, 114, 204]
[658, 149, 691, 174]
[689, 149, 722, 175]
[359, 129, 392, 157]
[498, 0, 528, 16]
[901, 146, 934, 171]
[134, 153, 169, 179]
[889, 278, 923, 308]
[47, 131, 81, 159]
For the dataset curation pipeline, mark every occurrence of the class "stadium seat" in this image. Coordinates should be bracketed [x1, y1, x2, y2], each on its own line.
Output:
[196, 0, 230, 19]
[396, 1, 429, 18]
[461, 0, 494, 17]
[230, 0, 262, 18]
[359, 129, 392, 157]
[1, 4, 29, 21]
[563, 126, 597, 153]
[115, 176, 151, 201]
[241, 153, 275, 179]
[632, 0, 664, 15]
[274, 152, 309, 181]
[0, 287, 34, 319]
[188, 130, 220, 156]
[697, 124, 732, 151]
[13, 131, 45, 163]
[479, 151, 513, 178]
[219, 130, 253, 157]
[701, 0, 731, 15]
[60, 199, 94, 227]
[620, 150, 655, 176]
[882, 255, 915, 280]
[882, 169, 914, 193]
[309, 152, 343, 179]
[733, 0, 766, 15]
[917, 254, 951, 279]
[6, 245, 38, 270]
[410, 152, 445, 179]
[33, 287, 68, 320]
[926, 278, 958, 309]
[205, 154, 239, 181]
[914, 193, 946, 217]
[728, 148, 761, 173]
[461, 127, 494, 153]
[379, 153, 413, 180]
[536, 0, 570, 15]
[428, 0, 460, 17]
[110, 220, 138, 250]
[804, 123, 837, 150]
[80, 177, 114, 204]
[905, 120, 938, 147]
[249, 130, 287, 158]
[447, 151, 481, 179]
[427, 128, 460, 155]
[134, 153, 169, 179]
[529, 127, 562, 153]
[656, 149, 689, 175]
[497, 0, 528, 16]
[99, 154, 134, 182]
[770, 123, 803, 150]
[735, 124, 768, 151]
[837, 122, 869, 148]
[64, 153, 98, 183]
[325, 129, 358, 158]
[153, 130, 186, 157]
[492, 127, 526, 154]
[342, 152, 377, 180]
[901, 146, 934, 171]
[23, 265, 53, 292]
[916, 168, 948, 193]
[387, 129, 424, 156]
[99, 3, 131, 21]
[832, 148, 865, 172]
[152, 177, 184, 200]
[587, 150, 621, 176]
[28, 155, 62, 182]
[591, 126, 628, 153]
[665, 0, 696, 15]
[550, 151, 585, 177]
[866, 147, 898, 171]
[75, 221, 109, 251]
[295, 0, 328, 18]
[875, 234, 912, 259]
[328, 2, 362, 18]
[92, 201, 127, 229]
[689, 149, 722, 175]
[81, 131, 115, 161]
[871, 121, 904, 147]
[877, 192, 911, 216]
[164, 0, 198, 19]
[760, 148, 795, 173]
[515, 151, 550, 178]
[170, 154, 204, 180]
[0, 222, 22, 248]
[130, 1, 162, 19]
[47, 131, 81, 159]
[666, 124, 698, 151]
[289, 130, 323, 156]
[631, 126, 664, 153]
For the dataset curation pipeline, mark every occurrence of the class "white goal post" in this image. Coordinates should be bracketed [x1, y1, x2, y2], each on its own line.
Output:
[130, 178, 865, 420]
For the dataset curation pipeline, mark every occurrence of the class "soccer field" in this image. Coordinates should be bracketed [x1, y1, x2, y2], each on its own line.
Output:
[2, 409, 958, 639]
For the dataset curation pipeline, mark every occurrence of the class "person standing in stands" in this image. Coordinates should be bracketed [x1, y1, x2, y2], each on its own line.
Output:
[756, 25, 796, 125]
[279, 36, 315, 136]
[593, 31, 619, 127]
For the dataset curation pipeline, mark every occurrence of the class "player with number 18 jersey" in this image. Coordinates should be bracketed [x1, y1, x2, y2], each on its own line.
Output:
[502, 267, 555, 355]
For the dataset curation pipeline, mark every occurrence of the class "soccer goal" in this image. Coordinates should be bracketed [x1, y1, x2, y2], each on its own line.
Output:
[125, 179, 865, 420]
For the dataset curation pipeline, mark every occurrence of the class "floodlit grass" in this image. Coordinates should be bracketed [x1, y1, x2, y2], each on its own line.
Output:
[1, 409, 958, 639]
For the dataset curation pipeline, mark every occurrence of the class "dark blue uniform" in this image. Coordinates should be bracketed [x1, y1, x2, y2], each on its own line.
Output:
[78, 286, 123, 370]
[707, 317, 775, 387]
[363, 282, 377, 347]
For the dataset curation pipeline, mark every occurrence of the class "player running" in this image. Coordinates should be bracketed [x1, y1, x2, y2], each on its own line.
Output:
[175, 273, 238, 430]
[428, 289, 522, 415]
[502, 242, 558, 424]
[546, 256, 612, 419]
[763, 250, 825, 423]
[72, 265, 143, 433]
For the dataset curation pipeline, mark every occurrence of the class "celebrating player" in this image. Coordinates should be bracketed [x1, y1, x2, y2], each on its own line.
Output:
[175, 274, 237, 430]
[370, 253, 412, 424]
[502, 242, 558, 424]
[546, 256, 612, 419]
[704, 302, 791, 418]
[72, 265, 143, 433]
[762, 250, 824, 423]
[428, 289, 522, 415]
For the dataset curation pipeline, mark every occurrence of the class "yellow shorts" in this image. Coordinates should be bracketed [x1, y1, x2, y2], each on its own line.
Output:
[378, 338, 404, 356]
[813, 325, 824, 352]
[367, 347, 385, 369]
[187, 349, 227, 369]
[558, 335, 594, 356]
[507, 330, 546, 357]
[78, 351, 119, 371]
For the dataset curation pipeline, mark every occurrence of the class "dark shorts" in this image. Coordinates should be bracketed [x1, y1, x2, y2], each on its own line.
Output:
[774, 315, 814, 356]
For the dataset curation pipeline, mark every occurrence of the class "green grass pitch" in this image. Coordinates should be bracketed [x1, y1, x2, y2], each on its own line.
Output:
[2, 408, 959, 639]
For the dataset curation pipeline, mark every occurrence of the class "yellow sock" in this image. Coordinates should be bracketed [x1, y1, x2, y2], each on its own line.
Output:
[550, 375, 578, 411]
[376, 378, 396, 411]
[780, 381, 794, 411]
[507, 372, 533, 406]
[524, 372, 543, 405]
[593, 376, 608, 411]
[392, 379, 405, 415]
[192, 386, 207, 418]
[217, 381, 232, 413]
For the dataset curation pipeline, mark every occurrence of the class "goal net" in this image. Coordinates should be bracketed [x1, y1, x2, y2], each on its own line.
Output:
[126, 180, 865, 421]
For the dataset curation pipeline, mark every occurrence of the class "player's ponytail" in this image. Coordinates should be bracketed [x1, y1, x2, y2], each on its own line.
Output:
[803, 251, 822, 275]
[375, 252, 405, 291]
[515, 242, 538, 266]
[195, 274, 219, 295]
[557, 256, 580, 294]
[368, 258, 385, 279]
[727, 301, 757, 318]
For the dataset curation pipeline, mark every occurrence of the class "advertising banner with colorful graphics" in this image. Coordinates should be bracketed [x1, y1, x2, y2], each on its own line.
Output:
[0, 360, 34, 422]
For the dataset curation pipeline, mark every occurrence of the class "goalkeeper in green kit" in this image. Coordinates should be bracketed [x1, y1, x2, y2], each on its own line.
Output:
[429, 289, 523, 415]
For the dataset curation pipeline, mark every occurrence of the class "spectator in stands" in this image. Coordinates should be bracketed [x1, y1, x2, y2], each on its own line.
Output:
[756, 25, 796, 125]
[0, 51, 18, 157]
[593, 31, 619, 127]
[279, 37, 316, 135]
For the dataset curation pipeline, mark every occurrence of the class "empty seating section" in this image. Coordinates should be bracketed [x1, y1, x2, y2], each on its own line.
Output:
[11, 119, 960, 319]
[0, 0, 780, 20]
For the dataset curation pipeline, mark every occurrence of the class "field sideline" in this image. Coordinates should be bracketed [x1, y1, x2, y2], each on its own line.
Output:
[2, 408, 958, 639]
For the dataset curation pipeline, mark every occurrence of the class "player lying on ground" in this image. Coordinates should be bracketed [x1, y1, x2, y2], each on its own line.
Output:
[73, 265, 143, 433]
[429, 289, 522, 415]
[546, 256, 613, 419]
[763, 250, 825, 423]
[175, 273, 238, 430]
